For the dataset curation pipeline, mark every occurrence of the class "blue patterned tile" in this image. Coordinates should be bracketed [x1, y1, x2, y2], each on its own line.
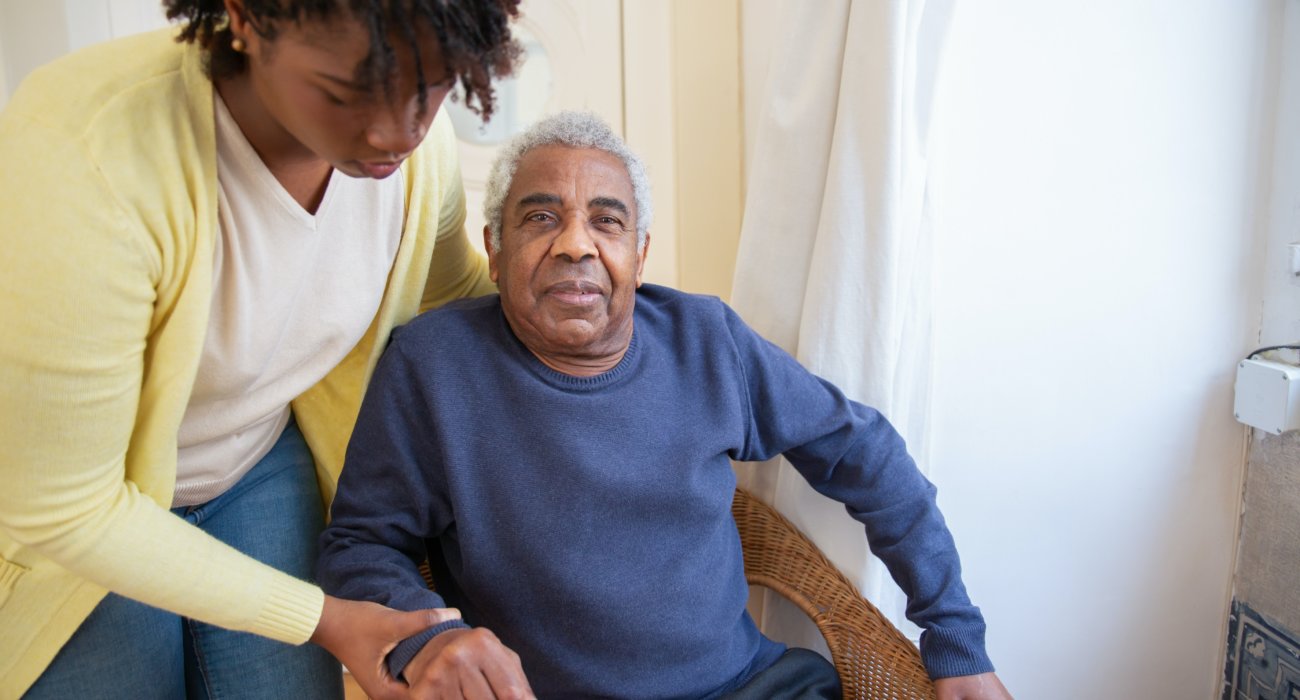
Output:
[1224, 600, 1300, 700]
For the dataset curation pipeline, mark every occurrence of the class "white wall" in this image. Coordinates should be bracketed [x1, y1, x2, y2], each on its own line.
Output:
[0, 0, 167, 105]
[0, 1, 72, 103]
[926, 2, 1276, 699]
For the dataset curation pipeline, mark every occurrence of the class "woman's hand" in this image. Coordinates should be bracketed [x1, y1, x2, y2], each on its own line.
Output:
[311, 594, 462, 700]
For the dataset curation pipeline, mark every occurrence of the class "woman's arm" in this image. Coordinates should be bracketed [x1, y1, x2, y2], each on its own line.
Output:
[0, 108, 322, 645]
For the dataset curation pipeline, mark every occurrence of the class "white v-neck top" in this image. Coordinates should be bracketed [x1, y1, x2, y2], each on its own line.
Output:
[174, 96, 405, 507]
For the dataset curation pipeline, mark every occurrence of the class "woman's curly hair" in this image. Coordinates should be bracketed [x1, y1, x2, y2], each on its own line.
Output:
[165, 0, 522, 119]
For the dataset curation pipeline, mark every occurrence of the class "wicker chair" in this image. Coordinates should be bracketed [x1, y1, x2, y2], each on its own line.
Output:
[732, 487, 936, 700]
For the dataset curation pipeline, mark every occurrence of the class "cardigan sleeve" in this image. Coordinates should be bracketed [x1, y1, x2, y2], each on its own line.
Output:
[0, 104, 322, 644]
[419, 118, 496, 313]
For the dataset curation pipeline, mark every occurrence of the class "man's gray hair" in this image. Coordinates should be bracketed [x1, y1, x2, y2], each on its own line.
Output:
[483, 110, 653, 252]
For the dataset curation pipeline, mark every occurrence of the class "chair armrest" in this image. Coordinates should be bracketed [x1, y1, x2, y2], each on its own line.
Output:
[732, 487, 937, 700]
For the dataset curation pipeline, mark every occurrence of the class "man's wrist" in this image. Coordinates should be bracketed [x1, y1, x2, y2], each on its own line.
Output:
[387, 618, 473, 680]
[920, 624, 994, 679]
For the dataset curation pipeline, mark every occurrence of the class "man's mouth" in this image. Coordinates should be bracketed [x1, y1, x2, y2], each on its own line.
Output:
[544, 280, 604, 305]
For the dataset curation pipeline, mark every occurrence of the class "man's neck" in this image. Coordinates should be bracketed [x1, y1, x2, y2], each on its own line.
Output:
[530, 348, 628, 377]
[510, 320, 634, 378]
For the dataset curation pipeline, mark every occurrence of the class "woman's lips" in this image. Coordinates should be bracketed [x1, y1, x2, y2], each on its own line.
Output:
[357, 161, 401, 178]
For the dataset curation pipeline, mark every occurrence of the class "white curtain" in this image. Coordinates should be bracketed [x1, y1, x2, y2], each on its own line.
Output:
[731, 0, 953, 648]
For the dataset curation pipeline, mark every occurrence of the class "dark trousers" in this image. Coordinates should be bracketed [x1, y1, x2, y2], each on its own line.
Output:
[723, 648, 842, 700]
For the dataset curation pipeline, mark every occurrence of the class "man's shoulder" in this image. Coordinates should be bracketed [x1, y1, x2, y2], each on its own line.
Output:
[636, 283, 728, 318]
[636, 283, 747, 336]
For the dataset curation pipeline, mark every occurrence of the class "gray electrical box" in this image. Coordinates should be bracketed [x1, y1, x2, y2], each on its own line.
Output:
[1234, 358, 1300, 435]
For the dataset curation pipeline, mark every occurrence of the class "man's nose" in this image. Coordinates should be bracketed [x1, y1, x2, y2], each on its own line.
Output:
[551, 217, 599, 262]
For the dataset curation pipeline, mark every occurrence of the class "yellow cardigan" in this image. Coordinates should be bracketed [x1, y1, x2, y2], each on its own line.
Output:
[0, 29, 493, 697]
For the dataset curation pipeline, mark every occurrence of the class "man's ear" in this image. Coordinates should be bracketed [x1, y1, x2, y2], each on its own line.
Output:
[635, 232, 651, 287]
[483, 225, 499, 284]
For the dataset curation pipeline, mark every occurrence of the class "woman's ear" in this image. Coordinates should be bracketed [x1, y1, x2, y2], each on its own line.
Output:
[223, 0, 254, 51]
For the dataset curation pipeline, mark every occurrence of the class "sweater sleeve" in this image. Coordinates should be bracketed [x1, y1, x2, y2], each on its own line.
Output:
[0, 110, 322, 644]
[721, 305, 993, 679]
[317, 334, 468, 679]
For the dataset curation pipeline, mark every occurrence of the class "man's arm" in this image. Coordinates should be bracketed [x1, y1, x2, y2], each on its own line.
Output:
[720, 304, 999, 684]
[317, 336, 525, 693]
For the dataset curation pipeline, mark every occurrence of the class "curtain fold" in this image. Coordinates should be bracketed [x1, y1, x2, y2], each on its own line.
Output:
[731, 0, 952, 648]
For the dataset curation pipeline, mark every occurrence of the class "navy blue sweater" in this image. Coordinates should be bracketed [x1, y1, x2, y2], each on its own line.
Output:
[318, 284, 991, 698]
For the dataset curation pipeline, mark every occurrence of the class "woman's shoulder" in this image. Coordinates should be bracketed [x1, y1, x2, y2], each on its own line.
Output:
[0, 29, 217, 275]
[4, 28, 202, 141]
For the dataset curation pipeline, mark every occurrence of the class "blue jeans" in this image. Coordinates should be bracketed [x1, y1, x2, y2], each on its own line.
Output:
[25, 418, 344, 700]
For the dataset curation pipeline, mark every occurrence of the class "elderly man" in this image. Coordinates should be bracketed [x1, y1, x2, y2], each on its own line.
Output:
[318, 111, 1012, 700]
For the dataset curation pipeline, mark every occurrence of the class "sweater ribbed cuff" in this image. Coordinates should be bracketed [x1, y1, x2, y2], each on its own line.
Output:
[387, 619, 472, 681]
[919, 624, 994, 680]
[252, 575, 324, 645]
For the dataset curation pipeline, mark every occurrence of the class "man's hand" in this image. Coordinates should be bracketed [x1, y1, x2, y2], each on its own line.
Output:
[403, 626, 535, 700]
[311, 594, 462, 700]
[934, 672, 1013, 700]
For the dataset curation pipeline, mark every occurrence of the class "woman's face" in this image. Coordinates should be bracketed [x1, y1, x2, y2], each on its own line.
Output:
[232, 9, 453, 179]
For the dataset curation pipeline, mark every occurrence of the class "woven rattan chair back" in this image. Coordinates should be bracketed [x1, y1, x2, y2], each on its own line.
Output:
[732, 487, 937, 700]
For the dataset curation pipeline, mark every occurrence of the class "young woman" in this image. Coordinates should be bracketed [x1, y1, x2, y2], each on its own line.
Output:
[0, 1, 519, 697]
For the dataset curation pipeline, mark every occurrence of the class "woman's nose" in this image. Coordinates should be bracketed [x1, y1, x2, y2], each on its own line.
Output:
[365, 107, 428, 157]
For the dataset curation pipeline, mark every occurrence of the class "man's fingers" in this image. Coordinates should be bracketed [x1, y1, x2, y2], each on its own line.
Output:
[459, 668, 496, 700]
[477, 640, 532, 700]
[483, 659, 534, 700]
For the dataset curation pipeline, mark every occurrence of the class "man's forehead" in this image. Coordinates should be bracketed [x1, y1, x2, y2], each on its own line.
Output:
[508, 145, 634, 204]
[515, 145, 629, 179]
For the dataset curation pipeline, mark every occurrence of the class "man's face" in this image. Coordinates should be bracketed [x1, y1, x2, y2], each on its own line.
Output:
[488, 145, 649, 372]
